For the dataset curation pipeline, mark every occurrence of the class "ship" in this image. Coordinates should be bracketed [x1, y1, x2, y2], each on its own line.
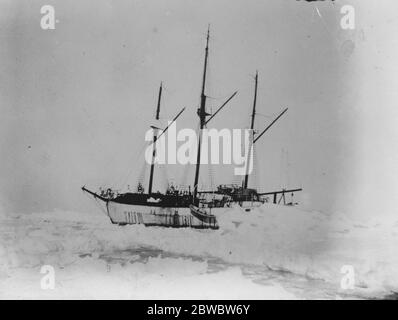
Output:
[82, 27, 302, 229]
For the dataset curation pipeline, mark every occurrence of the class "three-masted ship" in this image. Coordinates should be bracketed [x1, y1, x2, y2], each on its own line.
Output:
[82, 28, 302, 229]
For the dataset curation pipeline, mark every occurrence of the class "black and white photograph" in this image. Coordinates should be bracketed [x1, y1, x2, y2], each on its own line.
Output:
[1, 0, 398, 302]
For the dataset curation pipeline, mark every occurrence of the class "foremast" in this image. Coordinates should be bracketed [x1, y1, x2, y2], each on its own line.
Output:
[148, 82, 162, 194]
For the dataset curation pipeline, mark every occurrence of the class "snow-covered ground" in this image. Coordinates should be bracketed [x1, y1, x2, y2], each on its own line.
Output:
[0, 204, 397, 299]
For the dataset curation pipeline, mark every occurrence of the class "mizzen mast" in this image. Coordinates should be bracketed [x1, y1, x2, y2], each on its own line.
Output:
[243, 71, 258, 189]
[243, 71, 290, 190]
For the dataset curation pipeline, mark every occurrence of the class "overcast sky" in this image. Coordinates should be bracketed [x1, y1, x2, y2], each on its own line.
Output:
[1, 0, 398, 218]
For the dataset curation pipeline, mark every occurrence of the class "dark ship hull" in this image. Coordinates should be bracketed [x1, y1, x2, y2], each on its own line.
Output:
[83, 187, 221, 229]
[107, 201, 219, 229]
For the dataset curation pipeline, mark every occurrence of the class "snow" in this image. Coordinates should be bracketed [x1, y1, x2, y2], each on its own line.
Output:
[0, 204, 397, 299]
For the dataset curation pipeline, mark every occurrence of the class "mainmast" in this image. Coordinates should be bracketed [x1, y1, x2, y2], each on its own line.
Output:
[193, 27, 210, 202]
[243, 71, 258, 189]
[148, 82, 162, 194]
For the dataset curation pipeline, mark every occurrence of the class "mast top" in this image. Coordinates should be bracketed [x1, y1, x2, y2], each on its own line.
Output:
[250, 71, 258, 131]
[155, 81, 162, 120]
[206, 25, 210, 49]
[198, 25, 211, 126]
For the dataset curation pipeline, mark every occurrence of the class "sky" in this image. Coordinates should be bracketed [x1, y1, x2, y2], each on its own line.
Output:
[1, 0, 398, 218]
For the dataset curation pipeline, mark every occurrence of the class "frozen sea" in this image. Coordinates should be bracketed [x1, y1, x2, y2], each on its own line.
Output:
[1, 204, 397, 299]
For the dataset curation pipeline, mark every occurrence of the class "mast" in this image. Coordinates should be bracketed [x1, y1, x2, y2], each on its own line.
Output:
[148, 82, 162, 194]
[243, 71, 258, 189]
[193, 26, 210, 202]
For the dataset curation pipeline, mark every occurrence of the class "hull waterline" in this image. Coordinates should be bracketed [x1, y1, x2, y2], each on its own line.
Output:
[106, 200, 221, 229]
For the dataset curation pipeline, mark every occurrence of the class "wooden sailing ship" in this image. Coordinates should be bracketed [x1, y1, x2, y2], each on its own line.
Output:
[82, 28, 302, 229]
